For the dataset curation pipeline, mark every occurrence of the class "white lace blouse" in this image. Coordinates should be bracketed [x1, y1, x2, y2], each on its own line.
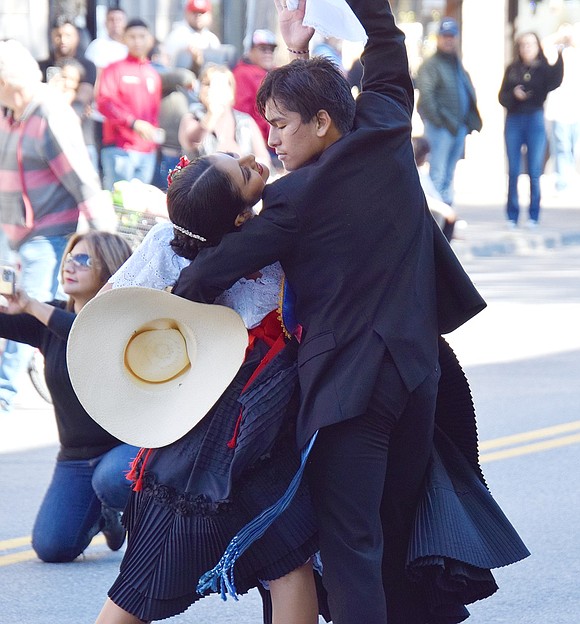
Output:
[109, 222, 282, 329]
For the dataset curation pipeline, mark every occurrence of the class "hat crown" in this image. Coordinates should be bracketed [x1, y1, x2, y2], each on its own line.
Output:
[186, 0, 211, 13]
[252, 29, 277, 47]
[439, 17, 459, 36]
[125, 326, 191, 384]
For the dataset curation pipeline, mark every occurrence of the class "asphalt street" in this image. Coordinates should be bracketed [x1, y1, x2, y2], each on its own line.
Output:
[1, 177, 580, 623]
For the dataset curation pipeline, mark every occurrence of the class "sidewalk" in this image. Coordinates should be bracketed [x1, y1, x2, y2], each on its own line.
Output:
[450, 168, 580, 260]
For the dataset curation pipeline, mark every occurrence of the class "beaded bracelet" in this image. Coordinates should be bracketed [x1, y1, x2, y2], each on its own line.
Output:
[287, 47, 309, 55]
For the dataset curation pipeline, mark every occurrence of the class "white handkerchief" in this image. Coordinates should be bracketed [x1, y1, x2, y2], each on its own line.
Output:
[287, 0, 367, 43]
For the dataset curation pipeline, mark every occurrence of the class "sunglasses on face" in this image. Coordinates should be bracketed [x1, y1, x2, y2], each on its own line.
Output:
[64, 253, 93, 270]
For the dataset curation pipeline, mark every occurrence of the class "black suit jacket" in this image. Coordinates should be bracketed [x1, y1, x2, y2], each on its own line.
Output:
[174, 0, 485, 448]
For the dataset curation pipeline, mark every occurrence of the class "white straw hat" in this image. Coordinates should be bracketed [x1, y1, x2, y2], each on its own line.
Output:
[66, 287, 248, 448]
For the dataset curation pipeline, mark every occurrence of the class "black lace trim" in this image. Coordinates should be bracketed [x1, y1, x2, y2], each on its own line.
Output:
[140, 472, 232, 517]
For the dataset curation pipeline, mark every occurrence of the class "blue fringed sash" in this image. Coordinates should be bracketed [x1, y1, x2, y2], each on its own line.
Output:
[197, 431, 318, 600]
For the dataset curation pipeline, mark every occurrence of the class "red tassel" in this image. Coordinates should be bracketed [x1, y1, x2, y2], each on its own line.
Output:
[226, 312, 288, 450]
[126, 448, 146, 482]
[126, 448, 153, 492]
[227, 411, 244, 449]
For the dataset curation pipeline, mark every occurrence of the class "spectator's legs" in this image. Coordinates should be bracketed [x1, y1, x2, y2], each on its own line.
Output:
[526, 110, 547, 224]
[551, 120, 579, 192]
[439, 125, 468, 206]
[129, 150, 157, 185]
[101, 146, 135, 190]
[423, 122, 466, 205]
[0, 235, 67, 411]
[152, 152, 180, 191]
[505, 113, 525, 225]
[32, 458, 102, 562]
[91, 443, 138, 511]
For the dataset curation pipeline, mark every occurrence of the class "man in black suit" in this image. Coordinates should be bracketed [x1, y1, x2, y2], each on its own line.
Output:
[174, 0, 485, 621]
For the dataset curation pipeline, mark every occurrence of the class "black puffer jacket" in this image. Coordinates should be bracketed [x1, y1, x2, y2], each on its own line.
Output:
[416, 50, 482, 135]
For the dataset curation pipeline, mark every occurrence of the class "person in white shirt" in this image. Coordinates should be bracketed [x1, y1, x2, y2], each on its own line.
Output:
[163, 0, 221, 73]
[84, 8, 128, 72]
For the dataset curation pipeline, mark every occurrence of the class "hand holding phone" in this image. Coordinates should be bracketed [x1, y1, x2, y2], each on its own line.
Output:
[0, 266, 16, 296]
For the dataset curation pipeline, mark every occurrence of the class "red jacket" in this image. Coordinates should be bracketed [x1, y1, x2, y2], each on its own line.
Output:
[97, 55, 161, 153]
[232, 59, 270, 144]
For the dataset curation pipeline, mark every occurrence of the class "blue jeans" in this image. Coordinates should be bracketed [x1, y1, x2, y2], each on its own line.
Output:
[101, 146, 157, 190]
[423, 121, 468, 205]
[550, 120, 580, 191]
[0, 235, 68, 409]
[505, 110, 547, 224]
[32, 443, 138, 562]
[151, 152, 181, 191]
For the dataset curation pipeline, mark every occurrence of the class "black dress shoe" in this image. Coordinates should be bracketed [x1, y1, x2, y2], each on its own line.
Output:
[100, 505, 126, 551]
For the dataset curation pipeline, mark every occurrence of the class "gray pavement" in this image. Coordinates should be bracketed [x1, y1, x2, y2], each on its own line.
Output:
[1, 166, 579, 623]
[450, 171, 580, 260]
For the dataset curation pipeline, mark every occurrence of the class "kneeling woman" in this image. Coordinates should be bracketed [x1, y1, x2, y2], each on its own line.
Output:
[0, 232, 135, 562]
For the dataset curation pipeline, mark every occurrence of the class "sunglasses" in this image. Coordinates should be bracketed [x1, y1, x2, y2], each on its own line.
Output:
[64, 253, 93, 270]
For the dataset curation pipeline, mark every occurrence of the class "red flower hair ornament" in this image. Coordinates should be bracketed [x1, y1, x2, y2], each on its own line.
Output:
[167, 155, 191, 187]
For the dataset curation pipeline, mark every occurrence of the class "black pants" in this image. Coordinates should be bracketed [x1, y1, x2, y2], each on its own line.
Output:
[306, 354, 439, 624]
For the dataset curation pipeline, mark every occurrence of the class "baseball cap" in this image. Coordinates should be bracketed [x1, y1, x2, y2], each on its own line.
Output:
[252, 29, 277, 48]
[439, 17, 459, 37]
[186, 0, 212, 14]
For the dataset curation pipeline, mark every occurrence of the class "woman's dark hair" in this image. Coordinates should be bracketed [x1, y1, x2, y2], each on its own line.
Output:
[166, 156, 245, 261]
[256, 56, 356, 136]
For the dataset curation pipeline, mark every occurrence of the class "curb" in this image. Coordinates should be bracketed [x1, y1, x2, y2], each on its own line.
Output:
[452, 228, 580, 259]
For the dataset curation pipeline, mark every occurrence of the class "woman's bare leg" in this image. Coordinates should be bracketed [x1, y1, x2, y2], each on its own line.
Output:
[95, 598, 149, 624]
[268, 560, 318, 624]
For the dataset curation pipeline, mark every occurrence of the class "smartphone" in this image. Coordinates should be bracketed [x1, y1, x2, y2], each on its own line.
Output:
[0, 266, 16, 296]
[46, 66, 61, 83]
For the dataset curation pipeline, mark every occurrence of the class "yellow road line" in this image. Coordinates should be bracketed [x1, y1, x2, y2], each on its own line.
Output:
[0, 536, 31, 550]
[479, 420, 580, 451]
[0, 550, 37, 566]
[0, 534, 106, 567]
[481, 432, 580, 463]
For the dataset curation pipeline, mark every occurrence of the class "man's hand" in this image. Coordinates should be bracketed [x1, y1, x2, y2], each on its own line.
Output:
[275, 0, 315, 52]
[132, 119, 159, 141]
[513, 84, 530, 101]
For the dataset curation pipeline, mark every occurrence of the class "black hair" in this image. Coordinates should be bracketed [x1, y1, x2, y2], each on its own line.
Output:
[125, 18, 150, 32]
[55, 56, 86, 80]
[51, 15, 78, 31]
[166, 157, 245, 261]
[256, 56, 355, 136]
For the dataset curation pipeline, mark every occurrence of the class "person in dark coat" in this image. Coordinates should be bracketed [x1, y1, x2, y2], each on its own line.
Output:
[415, 17, 482, 205]
[172, 0, 482, 621]
[173, 1, 527, 622]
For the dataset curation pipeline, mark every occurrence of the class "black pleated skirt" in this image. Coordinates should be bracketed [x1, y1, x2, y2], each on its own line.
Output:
[108, 338, 319, 621]
[404, 337, 531, 623]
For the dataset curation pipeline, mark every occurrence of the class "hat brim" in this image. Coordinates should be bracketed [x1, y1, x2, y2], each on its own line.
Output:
[67, 287, 248, 448]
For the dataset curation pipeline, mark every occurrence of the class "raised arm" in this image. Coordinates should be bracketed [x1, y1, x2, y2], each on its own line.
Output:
[279, 0, 413, 114]
[346, 0, 413, 113]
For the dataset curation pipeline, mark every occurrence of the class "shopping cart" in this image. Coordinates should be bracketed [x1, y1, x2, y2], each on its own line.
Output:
[112, 180, 169, 249]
